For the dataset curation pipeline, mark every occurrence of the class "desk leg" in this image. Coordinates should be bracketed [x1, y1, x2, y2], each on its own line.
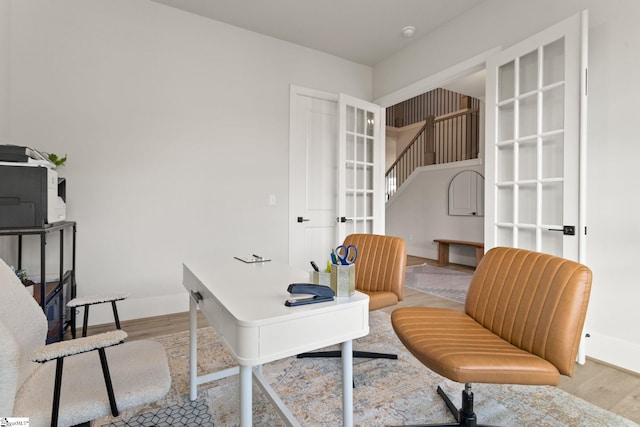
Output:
[239, 364, 252, 427]
[342, 340, 353, 427]
[189, 296, 198, 401]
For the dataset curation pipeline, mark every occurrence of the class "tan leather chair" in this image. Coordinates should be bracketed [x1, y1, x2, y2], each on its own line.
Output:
[391, 247, 592, 426]
[299, 233, 407, 359]
[345, 233, 406, 310]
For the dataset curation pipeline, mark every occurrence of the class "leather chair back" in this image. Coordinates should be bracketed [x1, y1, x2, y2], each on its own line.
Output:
[344, 234, 406, 310]
[465, 247, 592, 376]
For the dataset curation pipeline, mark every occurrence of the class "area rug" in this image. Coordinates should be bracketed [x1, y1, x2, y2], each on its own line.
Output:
[404, 263, 473, 304]
[93, 311, 638, 427]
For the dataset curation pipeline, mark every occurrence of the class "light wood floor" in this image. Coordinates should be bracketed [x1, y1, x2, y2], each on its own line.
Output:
[84, 256, 640, 424]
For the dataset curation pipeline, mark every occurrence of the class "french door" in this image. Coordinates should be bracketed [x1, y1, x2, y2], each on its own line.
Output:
[289, 88, 384, 271]
[484, 11, 588, 263]
[336, 94, 385, 242]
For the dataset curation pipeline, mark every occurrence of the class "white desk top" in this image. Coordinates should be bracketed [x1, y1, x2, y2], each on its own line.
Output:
[183, 259, 369, 326]
[183, 259, 370, 364]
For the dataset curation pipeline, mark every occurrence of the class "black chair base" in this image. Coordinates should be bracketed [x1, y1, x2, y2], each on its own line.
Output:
[297, 350, 397, 360]
[398, 384, 499, 427]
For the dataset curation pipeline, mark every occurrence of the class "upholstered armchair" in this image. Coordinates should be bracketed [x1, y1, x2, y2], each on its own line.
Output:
[0, 258, 171, 427]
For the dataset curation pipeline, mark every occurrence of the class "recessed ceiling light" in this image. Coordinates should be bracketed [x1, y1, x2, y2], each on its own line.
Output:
[401, 26, 415, 38]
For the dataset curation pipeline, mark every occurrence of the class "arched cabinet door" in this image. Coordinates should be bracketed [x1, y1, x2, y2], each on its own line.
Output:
[449, 170, 484, 216]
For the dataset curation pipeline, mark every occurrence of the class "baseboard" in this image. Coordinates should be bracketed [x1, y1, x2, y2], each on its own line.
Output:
[586, 330, 640, 375]
[81, 292, 189, 326]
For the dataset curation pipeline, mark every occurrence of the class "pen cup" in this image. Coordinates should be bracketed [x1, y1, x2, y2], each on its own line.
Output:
[330, 263, 355, 297]
[310, 271, 331, 286]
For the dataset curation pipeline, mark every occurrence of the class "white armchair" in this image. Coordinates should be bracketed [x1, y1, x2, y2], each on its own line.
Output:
[67, 292, 128, 337]
[0, 258, 171, 427]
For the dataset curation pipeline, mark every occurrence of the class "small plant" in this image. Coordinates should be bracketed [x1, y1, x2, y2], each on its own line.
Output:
[44, 152, 67, 167]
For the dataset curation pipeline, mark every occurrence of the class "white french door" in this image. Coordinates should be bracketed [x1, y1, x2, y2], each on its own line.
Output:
[289, 89, 385, 271]
[289, 87, 339, 271]
[336, 94, 385, 242]
[484, 11, 588, 263]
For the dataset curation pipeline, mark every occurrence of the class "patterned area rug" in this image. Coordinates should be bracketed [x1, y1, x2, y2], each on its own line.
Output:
[404, 263, 472, 304]
[93, 311, 638, 427]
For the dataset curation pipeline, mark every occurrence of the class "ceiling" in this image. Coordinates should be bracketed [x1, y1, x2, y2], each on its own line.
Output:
[151, 0, 485, 67]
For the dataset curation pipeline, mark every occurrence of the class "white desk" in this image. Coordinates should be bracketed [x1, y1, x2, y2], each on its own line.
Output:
[182, 260, 370, 427]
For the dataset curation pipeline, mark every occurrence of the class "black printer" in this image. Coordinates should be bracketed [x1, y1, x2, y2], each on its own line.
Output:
[0, 145, 67, 228]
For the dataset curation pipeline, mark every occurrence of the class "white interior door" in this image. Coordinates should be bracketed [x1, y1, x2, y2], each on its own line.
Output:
[337, 94, 385, 242]
[289, 86, 338, 271]
[485, 11, 588, 263]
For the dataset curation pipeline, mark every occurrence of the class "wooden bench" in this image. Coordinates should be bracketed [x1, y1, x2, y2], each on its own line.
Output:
[433, 239, 485, 267]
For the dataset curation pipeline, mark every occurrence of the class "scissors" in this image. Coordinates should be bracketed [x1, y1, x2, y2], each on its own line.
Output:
[335, 244, 358, 265]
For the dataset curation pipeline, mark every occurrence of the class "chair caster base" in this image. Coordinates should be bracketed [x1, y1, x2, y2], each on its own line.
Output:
[296, 350, 397, 359]
[395, 384, 499, 427]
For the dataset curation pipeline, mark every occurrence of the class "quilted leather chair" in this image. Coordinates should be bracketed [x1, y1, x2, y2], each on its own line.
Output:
[344, 233, 406, 311]
[299, 233, 406, 359]
[392, 246, 592, 426]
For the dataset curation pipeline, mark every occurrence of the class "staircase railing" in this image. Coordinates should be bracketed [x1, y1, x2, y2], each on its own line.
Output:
[385, 107, 479, 199]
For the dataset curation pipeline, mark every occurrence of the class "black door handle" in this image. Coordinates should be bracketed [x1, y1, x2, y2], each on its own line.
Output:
[336, 217, 353, 223]
[297, 217, 310, 223]
[548, 225, 575, 236]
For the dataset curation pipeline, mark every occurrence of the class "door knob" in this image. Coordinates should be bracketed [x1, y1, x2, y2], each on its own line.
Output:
[547, 225, 575, 235]
[336, 217, 353, 223]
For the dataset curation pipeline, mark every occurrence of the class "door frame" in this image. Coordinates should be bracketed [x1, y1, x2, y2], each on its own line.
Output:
[374, 48, 501, 109]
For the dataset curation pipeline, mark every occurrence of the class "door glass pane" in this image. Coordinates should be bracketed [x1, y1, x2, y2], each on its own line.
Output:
[542, 134, 563, 179]
[518, 228, 536, 250]
[543, 38, 565, 86]
[356, 165, 364, 189]
[497, 186, 514, 223]
[346, 164, 355, 188]
[346, 106, 355, 132]
[345, 222, 355, 236]
[356, 193, 364, 216]
[518, 184, 537, 224]
[519, 49, 539, 94]
[541, 229, 563, 257]
[364, 220, 373, 234]
[365, 194, 373, 216]
[366, 111, 374, 136]
[356, 136, 365, 162]
[365, 165, 373, 190]
[498, 103, 515, 142]
[346, 193, 354, 217]
[346, 133, 354, 161]
[499, 60, 515, 101]
[518, 141, 537, 180]
[497, 144, 514, 182]
[366, 137, 374, 163]
[518, 94, 538, 137]
[542, 86, 564, 132]
[357, 108, 364, 134]
[541, 182, 563, 225]
[497, 225, 513, 247]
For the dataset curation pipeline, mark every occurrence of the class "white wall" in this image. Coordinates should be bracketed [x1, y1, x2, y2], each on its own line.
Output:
[0, 1, 17, 262]
[3, 0, 372, 324]
[0, 0, 9, 144]
[386, 160, 483, 266]
[375, 0, 640, 373]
